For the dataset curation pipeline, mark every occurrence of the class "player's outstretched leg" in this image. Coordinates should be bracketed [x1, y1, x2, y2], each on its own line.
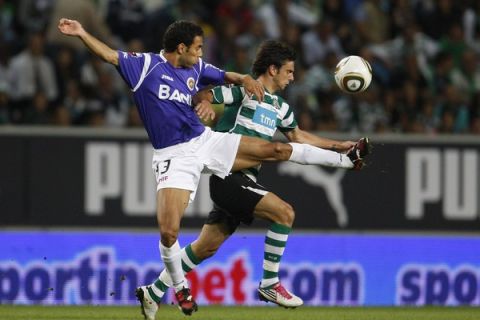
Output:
[175, 287, 198, 315]
[135, 286, 160, 320]
[347, 137, 371, 170]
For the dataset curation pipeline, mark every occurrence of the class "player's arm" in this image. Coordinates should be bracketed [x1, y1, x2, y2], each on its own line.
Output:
[224, 72, 264, 102]
[283, 127, 355, 153]
[58, 18, 118, 66]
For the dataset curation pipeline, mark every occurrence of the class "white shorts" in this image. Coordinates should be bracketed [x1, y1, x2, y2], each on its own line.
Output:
[152, 127, 241, 202]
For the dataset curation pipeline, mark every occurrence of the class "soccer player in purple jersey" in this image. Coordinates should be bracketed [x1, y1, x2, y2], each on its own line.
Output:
[58, 19, 369, 317]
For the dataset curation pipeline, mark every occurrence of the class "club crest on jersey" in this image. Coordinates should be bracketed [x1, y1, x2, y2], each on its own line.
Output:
[187, 77, 195, 91]
[272, 96, 280, 109]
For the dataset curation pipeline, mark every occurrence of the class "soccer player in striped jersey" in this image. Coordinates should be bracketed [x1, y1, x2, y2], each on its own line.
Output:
[139, 40, 370, 316]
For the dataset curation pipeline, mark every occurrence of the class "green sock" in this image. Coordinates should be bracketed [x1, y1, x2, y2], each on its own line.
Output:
[261, 223, 291, 288]
[181, 243, 202, 273]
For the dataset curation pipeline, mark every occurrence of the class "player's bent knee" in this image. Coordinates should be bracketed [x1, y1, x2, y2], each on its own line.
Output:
[284, 203, 295, 226]
[272, 203, 295, 226]
[160, 227, 179, 247]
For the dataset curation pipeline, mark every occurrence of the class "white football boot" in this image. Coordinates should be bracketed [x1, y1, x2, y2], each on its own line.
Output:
[135, 286, 159, 320]
[258, 282, 303, 308]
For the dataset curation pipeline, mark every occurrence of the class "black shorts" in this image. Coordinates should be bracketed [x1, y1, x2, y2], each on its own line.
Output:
[205, 172, 268, 234]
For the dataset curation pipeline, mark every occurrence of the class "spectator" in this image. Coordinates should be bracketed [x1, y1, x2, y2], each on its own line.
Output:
[434, 84, 470, 133]
[418, 0, 462, 41]
[0, 0, 18, 44]
[106, 0, 147, 43]
[301, 19, 344, 66]
[24, 91, 50, 125]
[357, 86, 388, 133]
[51, 105, 71, 126]
[17, 0, 54, 33]
[216, 0, 253, 35]
[390, 53, 429, 98]
[369, 22, 439, 84]
[236, 19, 266, 63]
[382, 89, 401, 132]
[81, 86, 105, 127]
[389, 0, 416, 38]
[415, 96, 437, 134]
[282, 24, 303, 65]
[315, 96, 338, 132]
[256, 0, 318, 40]
[450, 50, 480, 100]
[431, 52, 454, 94]
[80, 55, 125, 95]
[397, 80, 423, 132]
[223, 44, 251, 75]
[62, 80, 87, 125]
[285, 65, 316, 114]
[440, 23, 468, 68]
[321, 0, 357, 53]
[463, 1, 480, 53]
[53, 46, 80, 105]
[354, 0, 391, 44]
[212, 18, 239, 67]
[7, 33, 58, 122]
[143, 1, 206, 52]
[96, 71, 130, 128]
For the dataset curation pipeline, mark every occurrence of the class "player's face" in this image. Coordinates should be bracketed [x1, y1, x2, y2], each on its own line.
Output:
[180, 36, 203, 67]
[273, 61, 295, 91]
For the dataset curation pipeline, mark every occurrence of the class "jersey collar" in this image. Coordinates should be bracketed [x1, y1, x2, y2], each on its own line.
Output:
[159, 50, 167, 62]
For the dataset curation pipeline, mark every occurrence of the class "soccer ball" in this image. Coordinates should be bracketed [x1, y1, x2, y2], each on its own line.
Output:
[334, 56, 372, 93]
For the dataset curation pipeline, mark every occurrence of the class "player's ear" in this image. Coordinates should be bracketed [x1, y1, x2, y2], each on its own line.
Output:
[268, 65, 277, 76]
[177, 43, 186, 54]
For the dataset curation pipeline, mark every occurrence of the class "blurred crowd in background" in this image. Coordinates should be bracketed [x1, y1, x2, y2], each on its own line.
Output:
[1, 0, 480, 134]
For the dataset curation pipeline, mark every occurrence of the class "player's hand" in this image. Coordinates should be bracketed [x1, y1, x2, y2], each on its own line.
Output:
[194, 100, 216, 121]
[58, 18, 85, 37]
[243, 75, 264, 102]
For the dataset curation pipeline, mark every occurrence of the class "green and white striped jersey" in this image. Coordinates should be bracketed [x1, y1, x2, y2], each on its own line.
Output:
[211, 85, 298, 177]
[212, 85, 297, 140]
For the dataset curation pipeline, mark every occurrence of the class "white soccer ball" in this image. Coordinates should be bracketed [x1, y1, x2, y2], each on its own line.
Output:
[334, 55, 372, 94]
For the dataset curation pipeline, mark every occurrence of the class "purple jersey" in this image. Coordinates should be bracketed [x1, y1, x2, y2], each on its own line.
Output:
[117, 51, 226, 149]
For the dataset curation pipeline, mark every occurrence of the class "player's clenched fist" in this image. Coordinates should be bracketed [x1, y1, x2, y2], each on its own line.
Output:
[58, 18, 85, 37]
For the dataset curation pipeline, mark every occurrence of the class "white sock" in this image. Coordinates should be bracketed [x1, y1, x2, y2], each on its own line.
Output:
[157, 244, 200, 287]
[157, 248, 185, 288]
[288, 143, 353, 168]
[150, 248, 189, 300]
[158, 265, 173, 287]
[159, 240, 187, 292]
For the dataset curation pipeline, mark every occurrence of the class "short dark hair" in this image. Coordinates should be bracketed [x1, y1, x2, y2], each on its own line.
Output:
[163, 20, 204, 52]
[252, 40, 296, 77]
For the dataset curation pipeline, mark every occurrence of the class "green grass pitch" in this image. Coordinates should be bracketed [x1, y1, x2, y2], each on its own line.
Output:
[1, 305, 479, 320]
